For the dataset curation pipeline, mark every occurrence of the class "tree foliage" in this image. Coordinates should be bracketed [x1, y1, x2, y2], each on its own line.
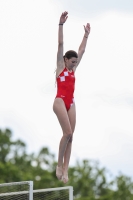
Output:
[0, 128, 133, 200]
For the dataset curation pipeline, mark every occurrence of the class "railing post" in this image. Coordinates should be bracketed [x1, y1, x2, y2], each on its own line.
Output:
[69, 186, 73, 200]
[29, 181, 33, 200]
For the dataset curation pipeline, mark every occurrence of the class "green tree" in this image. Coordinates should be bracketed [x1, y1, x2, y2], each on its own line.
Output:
[0, 129, 14, 163]
[67, 159, 112, 199]
[109, 174, 133, 200]
[1, 128, 133, 200]
[0, 128, 60, 188]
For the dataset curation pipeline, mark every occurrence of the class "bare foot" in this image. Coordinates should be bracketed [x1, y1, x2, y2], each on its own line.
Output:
[62, 170, 69, 184]
[56, 165, 63, 180]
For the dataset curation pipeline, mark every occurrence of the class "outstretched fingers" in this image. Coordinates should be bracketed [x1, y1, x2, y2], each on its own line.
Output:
[60, 11, 68, 24]
[84, 23, 91, 34]
[62, 11, 68, 17]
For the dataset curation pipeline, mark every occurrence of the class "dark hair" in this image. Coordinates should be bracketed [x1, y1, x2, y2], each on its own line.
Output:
[63, 50, 78, 60]
[54, 50, 78, 75]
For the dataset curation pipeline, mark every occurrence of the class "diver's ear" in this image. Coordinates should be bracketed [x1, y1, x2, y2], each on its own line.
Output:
[64, 57, 68, 62]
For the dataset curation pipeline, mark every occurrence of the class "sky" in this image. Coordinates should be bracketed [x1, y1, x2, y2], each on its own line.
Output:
[0, 0, 133, 179]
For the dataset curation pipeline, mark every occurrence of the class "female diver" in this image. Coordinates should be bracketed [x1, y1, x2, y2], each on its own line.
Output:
[53, 11, 91, 183]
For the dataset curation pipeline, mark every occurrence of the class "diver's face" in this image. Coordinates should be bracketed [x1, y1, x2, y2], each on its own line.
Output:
[65, 57, 78, 69]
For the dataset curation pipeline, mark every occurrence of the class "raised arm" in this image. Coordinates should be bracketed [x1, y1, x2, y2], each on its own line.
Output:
[76, 23, 91, 68]
[57, 11, 68, 70]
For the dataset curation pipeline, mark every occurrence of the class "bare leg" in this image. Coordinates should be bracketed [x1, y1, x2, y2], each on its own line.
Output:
[62, 104, 76, 183]
[58, 132, 72, 166]
[64, 141, 72, 172]
[53, 98, 72, 180]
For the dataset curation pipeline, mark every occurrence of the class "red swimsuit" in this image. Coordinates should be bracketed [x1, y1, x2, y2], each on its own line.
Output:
[56, 67, 75, 111]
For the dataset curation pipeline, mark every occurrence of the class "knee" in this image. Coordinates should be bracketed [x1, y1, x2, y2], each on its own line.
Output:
[69, 135, 73, 143]
[64, 132, 72, 140]
[65, 132, 73, 143]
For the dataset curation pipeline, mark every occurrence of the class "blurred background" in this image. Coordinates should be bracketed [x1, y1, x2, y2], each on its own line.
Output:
[0, 0, 133, 199]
